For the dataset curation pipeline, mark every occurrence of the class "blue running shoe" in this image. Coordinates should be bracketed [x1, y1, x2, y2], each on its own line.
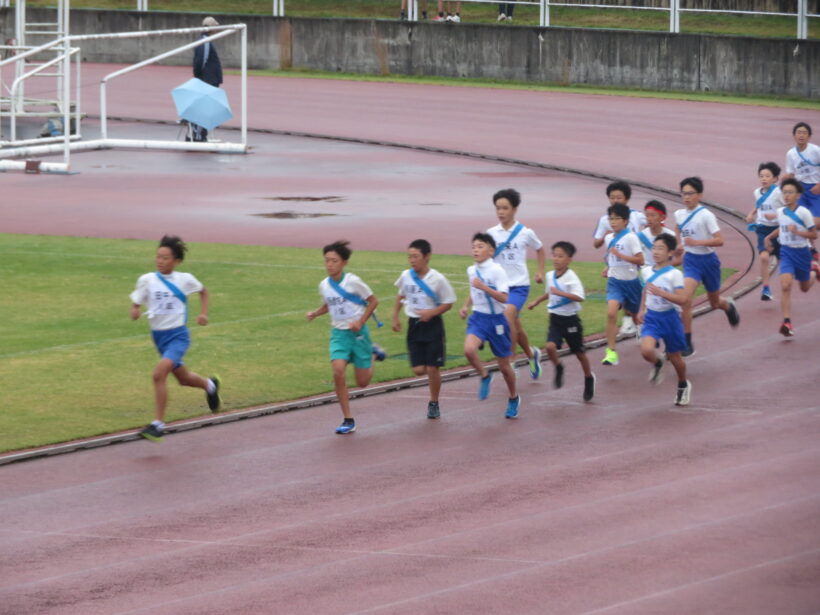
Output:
[505, 395, 521, 419]
[761, 286, 772, 301]
[478, 373, 493, 400]
[335, 420, 356, 434]
[371, 343, 387, 362]
[528, 346, 542, 379]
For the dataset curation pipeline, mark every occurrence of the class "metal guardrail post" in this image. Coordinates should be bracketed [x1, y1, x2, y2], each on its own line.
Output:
[669, 0, 680, 33]
[272, 0, 285, 17]
[541, 0, 549, 27]
[797, 0, 808, 39]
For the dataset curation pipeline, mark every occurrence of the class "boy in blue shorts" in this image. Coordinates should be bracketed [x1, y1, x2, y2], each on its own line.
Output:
[745, 162, 783, 301]
[602, 203, 644, 366]
[487, 188, 546, 380]
[636, 234, 691, 406]
[459, 232, 521, 419]
[130, 235, 221, 442]
[306, 240, 386, 435]
[527, 241, 596, 401]
[764, 179, 818, 337]
[674, 177, 740, 357]
[783, 122, 820, 264]
[391, 239, 457, 419]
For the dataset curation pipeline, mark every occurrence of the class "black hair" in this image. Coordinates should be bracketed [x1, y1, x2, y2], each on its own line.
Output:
[644, 199, 667, 215]
[654, 234, 677, 252]
[607, 203, 631, 221]
[159, 235, 187, 261]
[551, 241, 576, 257]
[792, 121, 812, 136]
[472, 232, 497, 249]
[323, 239, 352, 261]
[680, 176, 704, 193]
[408, 239, 432, 255]
[493, 188, 521, 208]
[606, 180, 632, 201]
[757, 162, 781, 177]
[780, 178, 805, 194]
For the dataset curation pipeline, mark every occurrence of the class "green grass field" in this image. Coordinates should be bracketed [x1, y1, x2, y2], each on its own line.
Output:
[1, 233, 734, 453]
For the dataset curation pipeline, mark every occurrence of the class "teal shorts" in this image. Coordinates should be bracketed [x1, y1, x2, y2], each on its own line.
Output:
[329, 325, 373, 369]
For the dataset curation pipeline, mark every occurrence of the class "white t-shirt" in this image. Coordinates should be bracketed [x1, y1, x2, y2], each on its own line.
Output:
[674, 206, 721, 255]
[593, 209, 646, 240]
[641, 266, 685, 313]
[604, 230, 642, 280]
[753, 185, 784, 227]
[467, 259, 510, 315]
[637, 226, 676, 269]
[785, 143, 820, 185]
[318, 272, 374, 330]
[776, 205, 816, 249]
[546, 269, 584, 316]
[487, 222, 543, 287]
[130, 271, 203, 331]
[394, 268, 457, 318]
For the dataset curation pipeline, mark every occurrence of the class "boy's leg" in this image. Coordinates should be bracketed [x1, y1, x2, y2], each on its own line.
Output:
[151, 358, 176, 423]
[779, 272, 794, 320]
[331, 359, 353, 419]
[545, 341, 559, 365]
[354, 365, 374, 389]
[640, 336, 660, 364]
[760, 249, 771, 287]
[667, 352, 687, 383]
[575, 351, 593, 378]
[798, 278, 814, 293]
[604, 299, 621, 363]
[426, 366, 442, 402]
[464, 334, 487, 377]
[681, 277, 698, 334]
[172, 366, 221, 412]
[497, 356, 517, 396]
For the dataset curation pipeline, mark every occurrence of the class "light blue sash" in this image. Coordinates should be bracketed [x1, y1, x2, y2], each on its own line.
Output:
[678, 206, 705, 231]
[548, 272, 573, 309]
[493, 223, 523, 257]
[637, 231, 654, 250]
[155, 272, 188, 323]
[327, 274, 383, 327]
[795, 146, 820, 167]
[756, 185, 776, 208]
[607, 228, 630, 251]
[646, 265, 675, 286]
[474, 268, 497, 315]
[410, 269, 440, 306]
[782, 207, 808, 229]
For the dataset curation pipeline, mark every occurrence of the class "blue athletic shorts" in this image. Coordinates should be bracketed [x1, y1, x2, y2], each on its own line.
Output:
[799, 183, 820, 217]
[779, 245, 812, 282]
[641, 309, 687, 354]
[683, 251, 722, 293]
[151, 326, 190, 368]
[606, 277, 642, 314]
[507, 285, 530, 312]
[466, 311, 512, 358]
[755, 225, 779, 256]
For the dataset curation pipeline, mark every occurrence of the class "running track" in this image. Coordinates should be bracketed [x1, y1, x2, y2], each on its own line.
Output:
[1, 65, 819, 614]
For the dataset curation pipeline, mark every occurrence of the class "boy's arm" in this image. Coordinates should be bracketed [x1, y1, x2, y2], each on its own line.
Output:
[391, 294, 405, 332]
[552, 288, 585, 302]
[459, 295, 473, 319]
[764, 227, 780, 251]
[196, 286, 209, 326]
[794, 226, 818, 240]
[609, 247, 644, 266]
[418, 302, 453, 322]
[534, 246, 546, 284]
[635, 286, 649, 324]
[684, 231, 724, 248]
[646, 284, 688, 306]
[306, 303, 329, 321]
[351, 294, 379, 332]
[527, 292, 548, 309]
[130, 303, 142, 320]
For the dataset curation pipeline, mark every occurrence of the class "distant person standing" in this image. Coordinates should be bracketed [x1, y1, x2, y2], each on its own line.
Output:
[191, 16, 223, 143]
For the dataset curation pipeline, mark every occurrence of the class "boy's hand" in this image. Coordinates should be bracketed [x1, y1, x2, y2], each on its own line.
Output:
[196, 314, 208, 326]
[306, 310, 316, 321]
[645, 283, 661, 296]
[391, 317, 401, 332]
[745, 212, 754, 223]
[764, 212, 777, 221]
[417, 309, 436, 322]
[683, 237, 699, 247]
[459, 306, 469, 319]
[549, 286, 561, 296]
[600, 266, 608, 278]
[471, 277, 488, 291]
[787, 224, 797, 234]
[350, 318, 365, 333]
[608, 247, 622, 258]
[635, 310, 645, 325]
[534, 273, 544, 284]
[526, 301, 536, 311]
[130, 305, 141, 321]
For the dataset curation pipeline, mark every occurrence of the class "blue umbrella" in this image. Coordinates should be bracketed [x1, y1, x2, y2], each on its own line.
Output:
[171, 77, 233, 132]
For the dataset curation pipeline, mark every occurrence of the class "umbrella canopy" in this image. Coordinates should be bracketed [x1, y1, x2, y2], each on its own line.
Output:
[171, 78, 233, 132]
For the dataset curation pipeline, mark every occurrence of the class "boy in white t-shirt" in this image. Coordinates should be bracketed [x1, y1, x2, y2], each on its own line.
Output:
[306, 240, 385, 435]
[527, 241, 595, 402]
[764, 179, 819, 337]
[783, 121, 820, 259]
[391, 239, 456, 419]
[487, 188, 546, 380]
[130, 235, 221, 442]
[636, 235, 691, 406]
[637, 200, 678, 276]
[745, 162, 784, 301]
[459, 232, 520, 419]
[674, 176, 740, 357]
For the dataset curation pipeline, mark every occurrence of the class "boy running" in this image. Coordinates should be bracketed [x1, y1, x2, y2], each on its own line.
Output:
[130, 235, 221, 442]
[460, 232, 521, 419]
[638, 200, 678, 274]
[487, 188, 546, 380]
[527, 241, 596, 401]
[391, 239, 456, 419]
[783, 121, 820, 264]
[746, 162, 784, 301]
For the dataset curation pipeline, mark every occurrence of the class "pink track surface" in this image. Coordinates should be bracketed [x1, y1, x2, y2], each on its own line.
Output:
[2, 65, 820, 614]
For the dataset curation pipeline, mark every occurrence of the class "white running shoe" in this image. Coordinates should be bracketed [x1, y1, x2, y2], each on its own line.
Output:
[619, 315, 638, 336]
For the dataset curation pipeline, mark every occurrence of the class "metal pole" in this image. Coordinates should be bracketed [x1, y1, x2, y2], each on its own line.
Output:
[241, 25, 247, 147]
[75, 46, 82, 139]
[63, 34, 71, 169]
[670, 0, 680, 34]
[797, 0, 807, 39]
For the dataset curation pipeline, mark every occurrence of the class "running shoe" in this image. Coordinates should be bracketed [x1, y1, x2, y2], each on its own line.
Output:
[601, 348, 619, 366]
[681, 343, 695, 358]
[760, 286, 772, 301]
[812, 261, 820, 282]
[505, 395, 521, 419]
[553, 361, 564, 389]
[529, 346, 542, 379]
[335, 420, 356, 435]
[139, 423, 164, 442]
[619, 317, 638, 336]
[497, 12, 506, 21]
[675, 381, 692, 406]
[427, 401, 440, 420]
[450, 14, 461, 22]
[583, 374, 596, 402]
[206, 375, 222, 412]
[779, 321, 795, 337]
[432, 14, 446, 21]
[478, 373, 494, 400]
[725, 298, 740, 328]
[648, 359, 664, 385]
[372, 343, 387, 362]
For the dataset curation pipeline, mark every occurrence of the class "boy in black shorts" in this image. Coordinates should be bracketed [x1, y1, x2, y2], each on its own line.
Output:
[528, 241, 595, 401]
[392, 239, 457, 419]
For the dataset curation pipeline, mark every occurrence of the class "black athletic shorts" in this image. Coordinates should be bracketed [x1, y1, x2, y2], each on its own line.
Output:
[407, 316, 446, 367]
[547, 313, 585, 354]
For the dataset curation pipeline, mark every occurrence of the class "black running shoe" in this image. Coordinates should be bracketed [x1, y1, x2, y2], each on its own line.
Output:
[206, 375, 222, 412]
[725, 298, 740, 328]
[583, 374, 596, 402]
[139, 423, 163, 442]
[427, 401, 440, 419]
[553, 362, 564, 389]
[649, 359, 664, 385]
[682, 344, 695, 358]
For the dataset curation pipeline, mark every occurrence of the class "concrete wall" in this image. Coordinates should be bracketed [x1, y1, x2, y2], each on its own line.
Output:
[1, 8, 817, 98]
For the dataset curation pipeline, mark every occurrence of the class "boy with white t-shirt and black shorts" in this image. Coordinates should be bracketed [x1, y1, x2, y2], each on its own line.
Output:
[392, 239, 457, 419]
[674, 177, 740, 357]
[527, 241, 595, 401]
